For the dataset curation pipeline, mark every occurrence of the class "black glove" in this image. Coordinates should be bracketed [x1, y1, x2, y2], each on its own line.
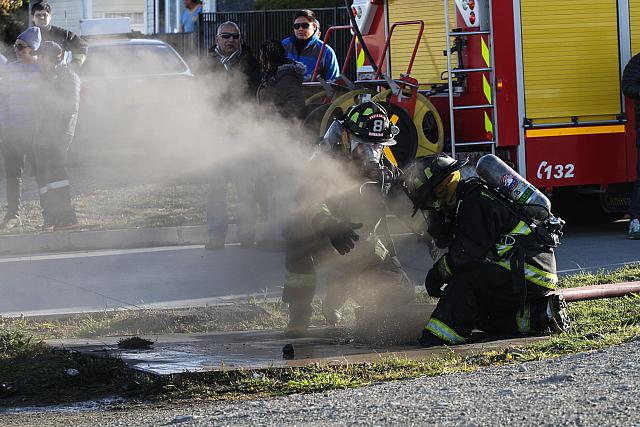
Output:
[425, 267, 445, 298]
[323, 218, 363, 255]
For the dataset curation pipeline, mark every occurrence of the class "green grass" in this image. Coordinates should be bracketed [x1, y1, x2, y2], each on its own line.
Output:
[0, 183, 208, 235]
[0, 296, 356, 340]
[0, 264, 639, 407]
[0, 330, 135, 406]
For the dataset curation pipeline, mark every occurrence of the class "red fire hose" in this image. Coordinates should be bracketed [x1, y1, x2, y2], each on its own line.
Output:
[548, 282, 640, 302]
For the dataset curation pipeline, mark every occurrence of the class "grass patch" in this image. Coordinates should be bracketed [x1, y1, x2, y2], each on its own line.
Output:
[0, 330, 137, 406]
[0, 296, 357, 340]
[0, 264, 639, 407]
[0, 183, 208, 235]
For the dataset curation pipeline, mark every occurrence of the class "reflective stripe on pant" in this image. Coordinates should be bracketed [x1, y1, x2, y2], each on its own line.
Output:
[492, 259, 558, 289]
[427, 263, 551, 342]
[425, 317, 466, 345]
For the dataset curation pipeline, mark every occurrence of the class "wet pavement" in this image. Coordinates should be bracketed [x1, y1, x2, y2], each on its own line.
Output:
[48, 327, 547, 375]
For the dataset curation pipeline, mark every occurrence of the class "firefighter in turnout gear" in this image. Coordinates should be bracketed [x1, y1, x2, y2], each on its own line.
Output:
[282, 102, 415, 337]
[402, 154, 570, 347]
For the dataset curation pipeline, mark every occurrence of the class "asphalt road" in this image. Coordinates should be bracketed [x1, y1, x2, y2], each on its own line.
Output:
[3, 337, 639, 425]
[0, 221, 637, 316]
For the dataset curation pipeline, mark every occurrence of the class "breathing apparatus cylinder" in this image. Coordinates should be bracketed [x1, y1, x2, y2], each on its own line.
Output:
[476, 154, 551, 222]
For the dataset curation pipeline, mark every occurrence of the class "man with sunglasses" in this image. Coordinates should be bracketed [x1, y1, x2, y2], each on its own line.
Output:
[204, 21, 261, 250]
[0, 27, 41, 230]
[282, 9, 339, 82]
[207, 21, 261, 93]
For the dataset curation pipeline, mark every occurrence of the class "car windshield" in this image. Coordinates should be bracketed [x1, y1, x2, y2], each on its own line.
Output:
[83, 43, 188, 77]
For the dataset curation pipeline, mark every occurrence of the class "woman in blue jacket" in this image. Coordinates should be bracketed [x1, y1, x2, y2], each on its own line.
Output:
[282, 9, 340, 82]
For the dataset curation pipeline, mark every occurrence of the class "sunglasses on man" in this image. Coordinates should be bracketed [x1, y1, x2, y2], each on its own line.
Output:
[14, 43, 30, 51]
[293, 22, 311, 30]
[219, 33, 240, 40]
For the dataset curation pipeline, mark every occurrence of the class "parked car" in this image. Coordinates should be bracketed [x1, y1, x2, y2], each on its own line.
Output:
[73, 38, 194, 161]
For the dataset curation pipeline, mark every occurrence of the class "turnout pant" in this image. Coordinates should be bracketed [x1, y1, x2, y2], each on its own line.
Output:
[32, 135, 77, 227]
[425, 262, 552, 344]
[282, 216, 415, 327]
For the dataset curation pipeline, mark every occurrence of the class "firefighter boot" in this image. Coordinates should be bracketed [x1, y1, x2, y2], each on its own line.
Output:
[547, 294, 571, 334]
[283, 286, 315, 338]
[321, 278, 349, 327]
[417, 330, 444, 348]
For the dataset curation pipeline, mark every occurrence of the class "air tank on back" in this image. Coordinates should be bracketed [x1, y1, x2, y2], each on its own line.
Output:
[476, 154, 552, 222]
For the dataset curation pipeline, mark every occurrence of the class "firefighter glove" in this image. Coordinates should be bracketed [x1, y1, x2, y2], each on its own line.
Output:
[425, 267, 445, 298]
[323, 218, 363, 255]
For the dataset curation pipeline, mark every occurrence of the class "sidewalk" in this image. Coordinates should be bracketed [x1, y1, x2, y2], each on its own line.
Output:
[0, 224, 208, 256]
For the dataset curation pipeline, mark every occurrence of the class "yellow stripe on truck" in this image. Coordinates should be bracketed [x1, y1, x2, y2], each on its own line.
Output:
[481, 37, 490, 67]
[482, 74, 492, 104]
[526, 124, 626, 138]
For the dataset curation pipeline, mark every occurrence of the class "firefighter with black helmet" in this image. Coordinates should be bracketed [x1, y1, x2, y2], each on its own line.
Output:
[402, 153, 571, 347]
[282, 101, 415, 337]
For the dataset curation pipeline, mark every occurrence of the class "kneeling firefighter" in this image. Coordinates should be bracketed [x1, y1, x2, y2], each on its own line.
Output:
[282, 101, 416, 336]
[402, 153, 570, 347]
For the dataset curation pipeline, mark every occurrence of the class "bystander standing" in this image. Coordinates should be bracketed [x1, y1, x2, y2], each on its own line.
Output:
[257, 40, 306, 119]
[31, 1, 88, 70]
[207, 21, 261, 93]
[622, 53, 640, 240]
[204, 21, 261, 250]
[255, 39, 306, 251]
[0, 27, 41, 230]
[180, 0, 203, 34]
[282, 9, 339, 82]
[34, 41, 80, 230]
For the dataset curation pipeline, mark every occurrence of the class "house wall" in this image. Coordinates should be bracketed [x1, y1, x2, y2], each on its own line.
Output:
[93, 0, 147, 33]
[49, 0, 86, 34]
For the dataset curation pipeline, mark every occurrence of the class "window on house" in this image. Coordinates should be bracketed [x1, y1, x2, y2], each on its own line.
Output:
[104, 12, 145, 26]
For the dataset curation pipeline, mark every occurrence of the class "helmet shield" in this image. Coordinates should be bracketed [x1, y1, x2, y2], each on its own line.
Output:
[322, 120, 345, 152]
[350, 136, 385, 164]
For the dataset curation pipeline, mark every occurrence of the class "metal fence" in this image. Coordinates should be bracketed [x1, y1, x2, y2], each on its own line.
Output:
[197, 7, 356, 78]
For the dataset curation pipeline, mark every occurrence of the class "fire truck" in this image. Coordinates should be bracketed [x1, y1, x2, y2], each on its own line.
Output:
[323, 0, 638, 222]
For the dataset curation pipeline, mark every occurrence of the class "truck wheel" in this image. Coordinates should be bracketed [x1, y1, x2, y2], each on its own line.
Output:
[373, 90, 444, 157]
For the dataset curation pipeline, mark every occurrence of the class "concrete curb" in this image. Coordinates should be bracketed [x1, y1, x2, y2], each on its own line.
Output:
[0, 225, 209, 256]
[0, 216, 414, 257]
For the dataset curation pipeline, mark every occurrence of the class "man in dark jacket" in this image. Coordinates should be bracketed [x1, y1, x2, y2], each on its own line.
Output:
[204, 21, 261, 250]
[622, 54, 640, 240]
[282, 9, 339, 82]
[402, 154, 570, 347]
[31, 1, 88, 69]
[207, 21, 261, 95]
[34, 41, 80, 230]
